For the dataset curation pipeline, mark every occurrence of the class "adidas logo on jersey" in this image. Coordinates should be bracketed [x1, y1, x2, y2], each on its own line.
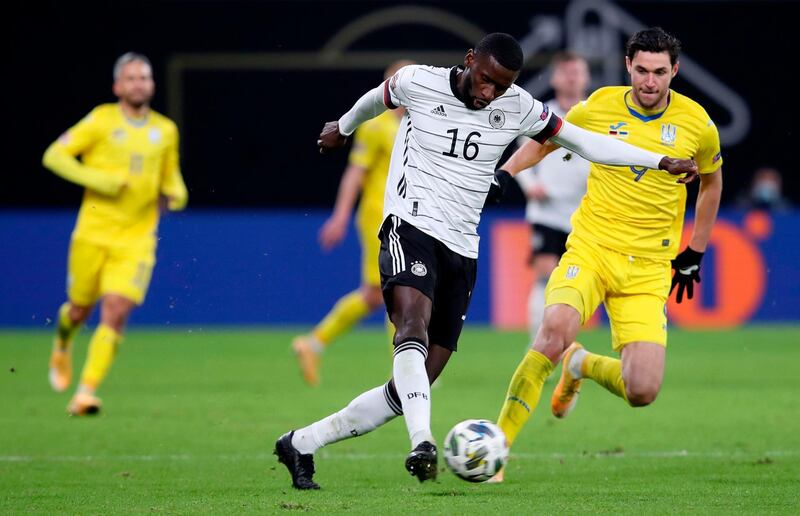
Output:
[430, 105, 447, 117]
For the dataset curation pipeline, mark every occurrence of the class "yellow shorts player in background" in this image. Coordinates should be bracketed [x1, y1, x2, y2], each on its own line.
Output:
[43, 52, 188, 416]
[292, 60, 413, 386]
[491, 28, 723, 481]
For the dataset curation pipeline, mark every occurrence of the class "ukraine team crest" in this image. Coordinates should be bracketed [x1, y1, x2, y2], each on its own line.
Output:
[661, 123, 677, 146]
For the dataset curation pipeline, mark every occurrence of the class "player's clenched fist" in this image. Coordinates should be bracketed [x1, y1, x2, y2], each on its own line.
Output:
[317, 121, 348, 154]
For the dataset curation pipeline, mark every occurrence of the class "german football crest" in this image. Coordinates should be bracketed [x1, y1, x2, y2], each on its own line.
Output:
[661, 123, 677, 146]
[411, 261, 428, 277]
[489, 109, 506, 129]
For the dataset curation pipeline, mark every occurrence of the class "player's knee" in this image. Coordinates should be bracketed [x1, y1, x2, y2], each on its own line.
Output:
[392, 314, 427, 344]
[625, 380, 660, 407]
[533, 308, 578, 360]
[100, 298, 133, 331]
[68, 304, 91, 324]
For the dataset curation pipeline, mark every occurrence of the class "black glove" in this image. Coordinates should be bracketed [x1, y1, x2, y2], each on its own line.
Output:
[670, 247, 704, 303]
[484, 169, 512, 207]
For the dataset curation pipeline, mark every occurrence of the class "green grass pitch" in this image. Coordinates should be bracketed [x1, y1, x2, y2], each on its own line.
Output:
[1, 326, 798, 513]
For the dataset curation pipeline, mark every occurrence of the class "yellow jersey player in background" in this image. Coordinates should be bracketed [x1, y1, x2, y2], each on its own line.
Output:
[492, 28, 722, 481]
[43, 52, 188, 415]
[292, 60, 414, 386]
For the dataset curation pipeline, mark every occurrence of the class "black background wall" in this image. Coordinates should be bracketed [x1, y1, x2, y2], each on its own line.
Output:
[9, 0, 798, 208]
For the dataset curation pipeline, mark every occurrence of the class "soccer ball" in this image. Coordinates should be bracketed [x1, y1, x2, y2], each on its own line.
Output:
[443, 419, 508, 482]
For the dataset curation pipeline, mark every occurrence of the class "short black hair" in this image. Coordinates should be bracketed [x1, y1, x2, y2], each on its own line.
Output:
[625, 27, 681, 66]
[475, 33, 523, 71]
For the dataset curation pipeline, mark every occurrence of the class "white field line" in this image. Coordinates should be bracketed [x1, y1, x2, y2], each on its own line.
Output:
[0, 450, 798, 463]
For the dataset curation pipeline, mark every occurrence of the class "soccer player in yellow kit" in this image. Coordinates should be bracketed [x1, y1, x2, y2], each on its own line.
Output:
[292, 60, 413, 386]
[492, 28, 723, 481]
[43, 52, 188, 415]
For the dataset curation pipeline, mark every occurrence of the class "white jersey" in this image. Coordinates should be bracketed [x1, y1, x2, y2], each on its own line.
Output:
[514, 100, 590, 233]
[382, 65, 560, 259]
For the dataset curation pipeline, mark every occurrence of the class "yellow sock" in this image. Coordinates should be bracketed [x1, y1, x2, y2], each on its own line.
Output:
[312, 290, 370, 346]
[79, 324, 121, 390]
[55, 303, 82, 350]
[497, 350, 554, 447]
[582, 353, 629, 403]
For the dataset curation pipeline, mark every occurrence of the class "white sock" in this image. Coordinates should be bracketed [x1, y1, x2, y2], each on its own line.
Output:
[393, 340, 433, 448]
[568, 348, 588, 379]
[528, 278, 547, 341]
[291, 384, 398, 455]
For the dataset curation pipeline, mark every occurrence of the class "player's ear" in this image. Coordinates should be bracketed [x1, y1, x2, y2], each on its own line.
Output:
[112, 80, 121, 98]
[625, 56, 633, 74]
[671, 60, 680, 78]
[465, 49, 474, 68]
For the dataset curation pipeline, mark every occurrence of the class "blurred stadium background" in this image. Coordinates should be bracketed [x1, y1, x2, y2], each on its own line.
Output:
[5, 0, 800, 328]
[3, 0, 799, 512]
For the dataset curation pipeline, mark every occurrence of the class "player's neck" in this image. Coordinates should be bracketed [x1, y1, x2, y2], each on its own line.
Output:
[119, 101, 150, 121]
[450, 66, 469, 105]
[628, 90, 670, 113]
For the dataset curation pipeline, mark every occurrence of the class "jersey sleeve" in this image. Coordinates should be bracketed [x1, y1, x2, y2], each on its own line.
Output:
[347, 123, 380, 170]
[519, 92, 563, 144]
[694, 119, 723, 174]
[42, 107, 126, 196]
[160, 122, 188, 211]
[55, 108, 104, 156]
[384, 65, 417, 109]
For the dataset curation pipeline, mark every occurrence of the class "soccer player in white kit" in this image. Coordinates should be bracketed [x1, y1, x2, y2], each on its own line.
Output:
[275, 33, 697, 489]
[510, 51, 591, 339]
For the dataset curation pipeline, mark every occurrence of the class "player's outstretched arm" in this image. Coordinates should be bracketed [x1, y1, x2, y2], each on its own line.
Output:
[500, 138, 561, 176]
[42, 142, 125, 196]
[551, 120, 697, 180]
[484, 138, 560, 206]
[318, 84, 388, 154]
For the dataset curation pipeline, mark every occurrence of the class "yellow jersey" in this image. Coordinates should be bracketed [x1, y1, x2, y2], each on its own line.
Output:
[566, 86, 722, 259]
[43, 103, 187, 247]
[347, 111, 400, 226]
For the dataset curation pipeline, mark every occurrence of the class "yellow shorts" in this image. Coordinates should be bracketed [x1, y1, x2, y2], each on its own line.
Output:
[545, 233, 671, 351]
[67, 238, 155, 306]
[357, 211, 383, 287]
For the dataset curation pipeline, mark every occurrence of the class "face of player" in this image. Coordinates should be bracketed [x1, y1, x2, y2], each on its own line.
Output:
[461, 51, 519, 110]
[113, 60, 155, 109]
[626, 50, 678, 110]
[550, 59, 589, 99]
